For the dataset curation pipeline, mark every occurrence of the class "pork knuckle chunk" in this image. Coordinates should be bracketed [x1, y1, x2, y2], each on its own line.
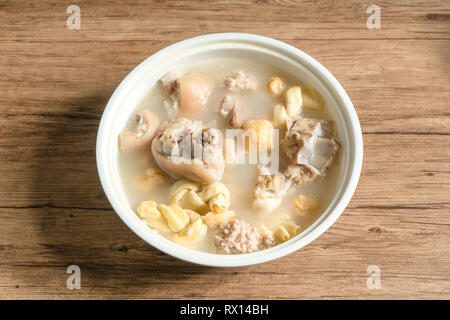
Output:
[283, 164, 319, 186]
[119, 111, 160, 151]
[308, 137, 339, 172]
[281, 131, 317, 165]
[281, 116, 339, 173]
[177, 74, 213, 116]
[160, 70, 213, 118]
[151, 117, 225, 184]
[253, 167, 291, 213]
[160, 68, 185, 95]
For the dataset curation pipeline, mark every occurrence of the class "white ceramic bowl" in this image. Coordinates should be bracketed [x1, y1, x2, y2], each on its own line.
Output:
[96, 33, 363, 267]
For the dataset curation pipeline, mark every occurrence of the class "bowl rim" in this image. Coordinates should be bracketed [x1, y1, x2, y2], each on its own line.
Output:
[96, 32, 363, 267]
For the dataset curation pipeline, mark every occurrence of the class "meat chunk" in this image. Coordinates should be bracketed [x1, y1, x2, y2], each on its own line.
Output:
[118, 111, 160, 151]
[151, 117, 225, 184]
[283, 164, 319, 186]
[281, 131, 318, 165]
[160, 68, 185, 95]
[286, 116, 324, 136]
[214, 219, 273, 254]
[286, 116, 334, 138]
[160, 70, 213, 118]
[219, 94, 245, 128]
[177, 74, 213, 116]
[223, 70, 257, 92]
[319, 120, 334, 138]
[281, 116, 338, 174]
[253, 166, 291, 213]
[308, 138, 339, 172]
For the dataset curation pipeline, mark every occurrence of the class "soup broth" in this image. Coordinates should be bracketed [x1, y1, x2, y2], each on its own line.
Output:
[117, 57, 341, 253]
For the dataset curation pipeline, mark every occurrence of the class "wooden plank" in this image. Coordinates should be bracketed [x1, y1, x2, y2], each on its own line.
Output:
[0, 0, 449, 299]
[0, 1, 449, 41]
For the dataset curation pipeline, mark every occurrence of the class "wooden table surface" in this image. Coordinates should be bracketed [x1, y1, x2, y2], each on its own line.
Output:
[0, 0, 449, 300]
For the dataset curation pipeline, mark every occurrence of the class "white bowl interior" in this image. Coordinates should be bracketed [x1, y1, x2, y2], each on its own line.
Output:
[96, 34, 362, 267]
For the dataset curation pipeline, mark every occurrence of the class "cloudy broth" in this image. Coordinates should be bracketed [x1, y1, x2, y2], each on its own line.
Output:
[117, 57, 341, 253]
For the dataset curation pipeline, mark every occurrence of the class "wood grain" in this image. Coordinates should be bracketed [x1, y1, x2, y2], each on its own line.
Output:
[0, 0, 449, 299]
